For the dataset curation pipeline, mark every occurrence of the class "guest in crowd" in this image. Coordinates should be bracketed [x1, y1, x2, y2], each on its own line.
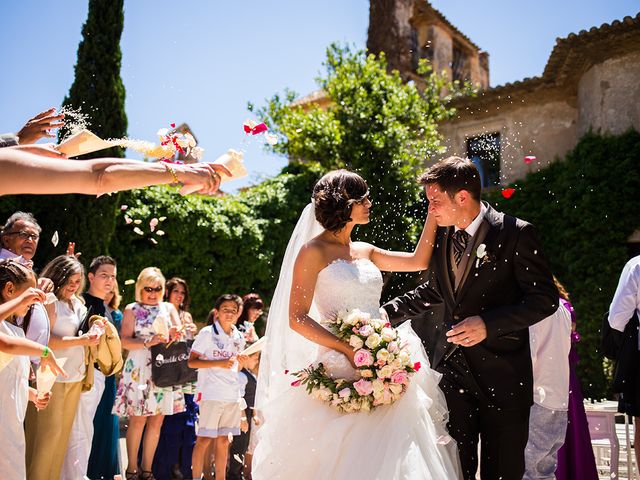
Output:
[1, 212, 54, 358]
[105, 279, 124, 331]
[524, 277, 572, 480]
[0, 259, 66, 478]
[0, 147, 231, 196]
[26, 255, 103, 480]
[556, 279, 599, 479]
[237, 293, 264, 343]
[0, 107, 65, 147]
[154, 277, 199, 480]
[228, 352, 260, 480]
[114, 267, 185, 480]
[607, 254, 640, 471]
[82, 256, 123, 480]
[190, 294, 248, 480]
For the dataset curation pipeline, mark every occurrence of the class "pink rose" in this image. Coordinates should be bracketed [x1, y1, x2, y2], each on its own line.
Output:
[353, 378, 374, 396]
[358, 325, 374, 337]
[338, 387, 351, 398]
[390, 370, 409, 385]
[353, 349, 374, 367]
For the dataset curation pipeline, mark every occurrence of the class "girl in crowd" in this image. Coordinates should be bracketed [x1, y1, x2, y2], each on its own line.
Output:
[237, 293, 264, 343]
[555, 278, 599, 480]
[26, 255, 102, 480]
[154, 277, 199, 480]
[114, 267, 185, 480]
[0, 259, 65, 479]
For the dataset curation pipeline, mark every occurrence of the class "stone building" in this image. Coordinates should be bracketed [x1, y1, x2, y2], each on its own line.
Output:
[438, 12, 640, 186]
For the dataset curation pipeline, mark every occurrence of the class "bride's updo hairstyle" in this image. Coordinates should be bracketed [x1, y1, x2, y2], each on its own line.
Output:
[312, 170, 369, 232]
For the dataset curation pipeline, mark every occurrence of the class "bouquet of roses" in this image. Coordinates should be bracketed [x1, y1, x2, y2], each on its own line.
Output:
[290, 309, 421, 414]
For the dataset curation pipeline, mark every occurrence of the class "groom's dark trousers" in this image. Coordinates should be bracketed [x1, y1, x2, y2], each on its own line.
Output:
[383, 203, 558, 480]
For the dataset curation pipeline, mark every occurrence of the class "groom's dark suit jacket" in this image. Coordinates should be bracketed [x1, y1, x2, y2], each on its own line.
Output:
[383, 202, 558, 409]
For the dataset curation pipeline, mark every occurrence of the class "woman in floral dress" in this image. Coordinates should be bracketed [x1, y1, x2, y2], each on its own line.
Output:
[113, 267, 185, 480]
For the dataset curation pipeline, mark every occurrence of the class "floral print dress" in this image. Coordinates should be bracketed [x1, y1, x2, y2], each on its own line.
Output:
[113, 302, 186, 417]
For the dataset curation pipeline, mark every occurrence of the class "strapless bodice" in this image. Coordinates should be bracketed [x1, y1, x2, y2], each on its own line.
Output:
[313, 258, 383, 323]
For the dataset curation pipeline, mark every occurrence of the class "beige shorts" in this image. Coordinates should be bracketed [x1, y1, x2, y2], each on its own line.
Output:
[198, 400, 243, 438]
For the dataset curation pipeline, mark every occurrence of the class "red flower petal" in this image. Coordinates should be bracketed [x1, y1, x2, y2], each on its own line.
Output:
[413, 362, 421, 372]
[524, 155, 536, 164]
[251, 123, 268, 135]
[170, 123, 176, 128]
[384, 322, 391, 328]
[291, 380, 302, 387]
[501, 188, 516, 199]
[243, 124, 252, 134]
[284, 369, 289, 375]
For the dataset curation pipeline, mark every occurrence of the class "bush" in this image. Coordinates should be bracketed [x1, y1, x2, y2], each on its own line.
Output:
[110, 162, 323, 322]
[484, 130, 640, 398]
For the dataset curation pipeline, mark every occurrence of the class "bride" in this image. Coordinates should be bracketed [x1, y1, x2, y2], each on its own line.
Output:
[253, 170, 461, 479]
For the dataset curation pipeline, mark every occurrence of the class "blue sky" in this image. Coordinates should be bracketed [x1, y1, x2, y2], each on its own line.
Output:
[1, 1, 637, 192]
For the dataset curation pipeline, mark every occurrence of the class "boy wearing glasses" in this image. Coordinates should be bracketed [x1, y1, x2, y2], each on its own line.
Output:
[189, 294, 249, 480]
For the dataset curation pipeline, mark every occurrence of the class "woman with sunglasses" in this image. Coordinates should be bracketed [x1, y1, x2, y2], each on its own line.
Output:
[113, 267, 185, 480]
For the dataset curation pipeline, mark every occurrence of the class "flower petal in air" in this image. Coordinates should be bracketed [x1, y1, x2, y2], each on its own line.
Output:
[501, 188, 516, 199]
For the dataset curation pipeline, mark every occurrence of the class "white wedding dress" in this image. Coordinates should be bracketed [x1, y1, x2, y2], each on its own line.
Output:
[253, 256, 461, 479]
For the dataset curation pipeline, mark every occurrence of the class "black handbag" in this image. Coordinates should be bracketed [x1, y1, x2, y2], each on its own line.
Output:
[150, 339, 198, 388]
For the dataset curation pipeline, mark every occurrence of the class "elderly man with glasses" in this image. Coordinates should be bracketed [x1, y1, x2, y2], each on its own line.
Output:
[0, 211, 54, 360]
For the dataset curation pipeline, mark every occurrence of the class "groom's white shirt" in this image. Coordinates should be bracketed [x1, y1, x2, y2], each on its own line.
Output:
[454, 202, 487, 238]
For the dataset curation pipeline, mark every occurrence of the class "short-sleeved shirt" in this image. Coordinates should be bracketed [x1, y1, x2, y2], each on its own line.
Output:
[191, 322, 246, 402]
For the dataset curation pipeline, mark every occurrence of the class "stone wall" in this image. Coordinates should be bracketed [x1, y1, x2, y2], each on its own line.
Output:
[577, 50, 640, 136]
[438, 100, 577, 184]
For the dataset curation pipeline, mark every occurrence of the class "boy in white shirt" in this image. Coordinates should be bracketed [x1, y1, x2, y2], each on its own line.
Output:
[189, 294, 248, 480]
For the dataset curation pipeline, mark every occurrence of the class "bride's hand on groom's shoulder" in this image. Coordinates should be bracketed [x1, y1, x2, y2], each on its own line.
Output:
[446, 315, 487, 347]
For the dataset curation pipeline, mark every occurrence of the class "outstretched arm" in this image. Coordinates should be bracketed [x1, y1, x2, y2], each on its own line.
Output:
[289, 244, 355, 366]
[0, 149, 230, 196]
[366, 213, 437, 272]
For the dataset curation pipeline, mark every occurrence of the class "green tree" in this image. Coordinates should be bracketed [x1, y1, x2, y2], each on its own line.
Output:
[8, 0, 129, 265]
[252, 44, 469, 297]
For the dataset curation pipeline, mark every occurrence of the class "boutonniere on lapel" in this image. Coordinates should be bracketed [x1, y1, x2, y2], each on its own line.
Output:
[475, 244, 495, 268]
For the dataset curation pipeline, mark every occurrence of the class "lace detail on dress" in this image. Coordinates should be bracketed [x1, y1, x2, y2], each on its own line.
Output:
[313, 258, 383, 325]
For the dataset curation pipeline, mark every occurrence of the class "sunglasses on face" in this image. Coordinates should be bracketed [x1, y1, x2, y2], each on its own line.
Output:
[143, 286, 163, 293]
[4, 231, 40, 242]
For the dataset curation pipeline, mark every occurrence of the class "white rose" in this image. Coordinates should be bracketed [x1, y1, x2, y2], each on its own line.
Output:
[390, 358, 403, 370]
[381, 327, 397, 342]
[360, 369, 374, 378]
[349, 335, 364, 350]
[365, 333, 382, 349]
[387, 341, 399, 353]
[376, 348, 390, 362]
[372, 379, 385, 393]
[398, 350, 411, 365]
[389, 383, 403, 395]
[378, 365, 393, 378]
[370, 319, 384, 331]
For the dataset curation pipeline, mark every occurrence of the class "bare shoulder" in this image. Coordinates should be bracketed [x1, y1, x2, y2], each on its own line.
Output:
[295, 240, 327, 272]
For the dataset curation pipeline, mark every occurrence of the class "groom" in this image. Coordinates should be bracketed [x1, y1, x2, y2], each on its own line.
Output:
[382, 157, 558, 480]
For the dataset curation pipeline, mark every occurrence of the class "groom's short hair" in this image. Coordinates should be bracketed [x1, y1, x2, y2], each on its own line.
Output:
[418, 156, 481, 201]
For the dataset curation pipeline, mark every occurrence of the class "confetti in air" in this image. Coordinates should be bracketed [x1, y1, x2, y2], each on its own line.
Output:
[524, 155, 536, 164]
[124, 279, 135, 286]
[51, 231, 59, 247]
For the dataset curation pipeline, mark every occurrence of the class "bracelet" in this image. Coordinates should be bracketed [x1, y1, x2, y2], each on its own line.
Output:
[41, 346, 50, 358]
[163, 162, 180, 184]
